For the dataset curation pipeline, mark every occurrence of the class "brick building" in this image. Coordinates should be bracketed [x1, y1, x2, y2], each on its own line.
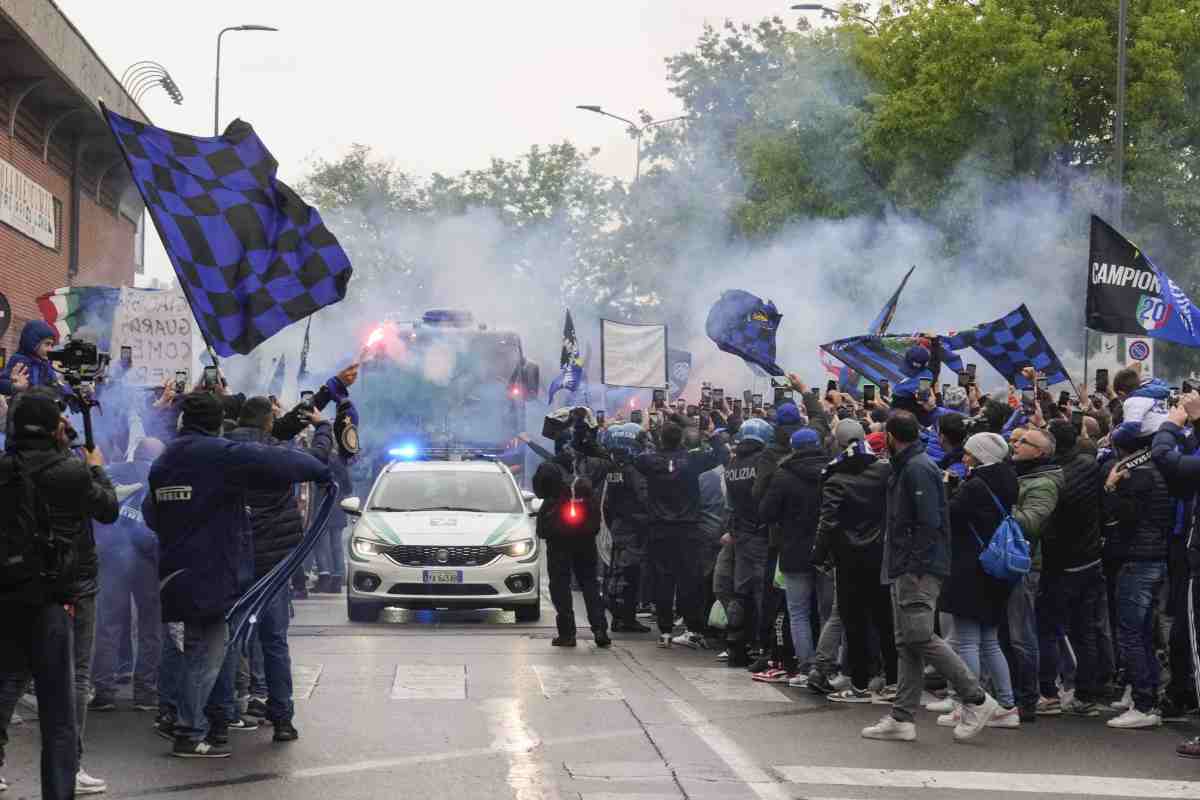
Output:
[0, 0, 147, 355]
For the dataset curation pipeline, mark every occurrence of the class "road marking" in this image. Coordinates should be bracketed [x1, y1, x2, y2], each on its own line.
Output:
[674, 667, 791, 703]
[533, 665, 624, 700]
[292, 664, 322, 699]
[482, 697, 562, 800]
[773, 766, 1200, 799]
[389, 664, 467, 699]
[662, 696, 791, 800]
[564, 762, 673, 781]
[577, 795, 680, 800]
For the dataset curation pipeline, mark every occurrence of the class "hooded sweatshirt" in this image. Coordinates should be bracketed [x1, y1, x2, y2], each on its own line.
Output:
[0, 320, 59, 395]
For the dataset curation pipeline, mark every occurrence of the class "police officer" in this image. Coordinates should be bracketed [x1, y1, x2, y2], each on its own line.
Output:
[722, 417, 775, 667]
[602, 423, 651, 633]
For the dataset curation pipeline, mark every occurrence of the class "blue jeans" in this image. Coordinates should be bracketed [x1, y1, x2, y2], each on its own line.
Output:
[1117, 561, 1168, 712]
[208, 629, 240, 724]
[782, 571, 817, 668]
[176, 621, 227, 742]
[159, 624, 183, 715]
[953, 616, 1015, 707]
[1005, 570, 1040, 711]
[315, 523, 347, 577]
[1037, 565, 1109, 702]
[258, 590, 294, 721]
[93, 542, 161, 705]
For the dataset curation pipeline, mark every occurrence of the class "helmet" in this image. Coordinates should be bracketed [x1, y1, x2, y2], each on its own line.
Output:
[604, 422, 644, 456]
[736, 418, 774, 445]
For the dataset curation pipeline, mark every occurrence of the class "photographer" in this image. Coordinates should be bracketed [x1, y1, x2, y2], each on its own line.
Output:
[0, 321, 60, 396]
[142, 392, 332, 759]
[0, 388, 118, 800]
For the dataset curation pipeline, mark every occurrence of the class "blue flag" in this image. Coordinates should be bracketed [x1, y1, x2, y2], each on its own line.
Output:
[667, 348, 692, 400]
[547, 310, 583, 405]
[101, 107, 353, 357]
[943, 305, 1068, 387]
[869, 265, 916, 335]
[820, 335, 920, 388]
[705, 290, 784, 377]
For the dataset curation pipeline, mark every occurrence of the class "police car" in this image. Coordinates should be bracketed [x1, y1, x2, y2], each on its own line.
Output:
[340, 455, 541, 623]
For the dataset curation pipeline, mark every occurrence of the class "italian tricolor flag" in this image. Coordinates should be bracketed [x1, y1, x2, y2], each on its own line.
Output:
[36, 286, 121, 349]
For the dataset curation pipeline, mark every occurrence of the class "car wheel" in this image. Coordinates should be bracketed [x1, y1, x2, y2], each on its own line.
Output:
[514, 593, 541, 623]
[347, 599, 382, 623]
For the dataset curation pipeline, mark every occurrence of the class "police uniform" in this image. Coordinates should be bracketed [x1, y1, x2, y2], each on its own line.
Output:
[723, 433, 775, 665]
[603, 456, 649, 626]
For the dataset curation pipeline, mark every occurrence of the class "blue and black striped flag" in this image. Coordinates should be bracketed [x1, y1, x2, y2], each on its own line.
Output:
[943, 304, 1068, 387]
[101, 107, 353, 357]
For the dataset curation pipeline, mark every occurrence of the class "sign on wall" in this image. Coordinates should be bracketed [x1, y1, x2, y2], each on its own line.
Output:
[0, 156, 56, 248]
[109, 287, 198, 387]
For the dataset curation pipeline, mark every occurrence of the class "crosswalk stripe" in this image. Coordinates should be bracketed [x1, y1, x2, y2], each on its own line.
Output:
[773, 766, 1200, 799]
[292, 664, 322, 700]
[675, 667, 791, 703]
[390, 664, 467, 700]
[532, 665, 624, 700]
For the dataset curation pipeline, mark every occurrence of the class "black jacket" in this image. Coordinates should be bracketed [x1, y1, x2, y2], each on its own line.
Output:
[812, 446, 890, 573]
[603, 459, 649, 534]
[1, 441, 118, 605]
[226, 422, 334, 579]
[758, 449, 826, 572]
[1102, 457, 1171, 563]
[724, 440, 772, 537]
[942, 462, 1018, 625]
[634, 436, 729, 527]
[1151, 421, 1200, 576]
[883, 442, 951, 581]
[1045, 446, 1103, 573]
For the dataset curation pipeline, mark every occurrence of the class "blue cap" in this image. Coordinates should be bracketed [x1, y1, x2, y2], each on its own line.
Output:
[775, 401, 803, 426]
[790, 428, 821, 451]
[905, 345, 930, 370]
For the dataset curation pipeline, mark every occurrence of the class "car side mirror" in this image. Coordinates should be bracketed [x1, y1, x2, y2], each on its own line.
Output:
[340, 497, 362, 516]
[521, 489, 535, 503]
[528, 498, 543, 516]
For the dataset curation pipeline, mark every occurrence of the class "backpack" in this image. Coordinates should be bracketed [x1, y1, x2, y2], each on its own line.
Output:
[970, 482, 1031, 582]
[0, 452, 67, 594]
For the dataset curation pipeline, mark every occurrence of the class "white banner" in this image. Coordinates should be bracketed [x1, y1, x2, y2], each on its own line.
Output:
[600, 319, 667, 389]
[0, 156, 56, 248]
[110, 288, 198, 387]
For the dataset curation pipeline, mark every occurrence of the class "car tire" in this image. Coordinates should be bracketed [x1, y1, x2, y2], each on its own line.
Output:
[515, 594, 541, 623]
[347, 599, 382, 623]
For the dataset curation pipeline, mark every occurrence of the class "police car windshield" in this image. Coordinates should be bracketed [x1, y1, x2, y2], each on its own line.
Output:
[369, 471, 522, 514]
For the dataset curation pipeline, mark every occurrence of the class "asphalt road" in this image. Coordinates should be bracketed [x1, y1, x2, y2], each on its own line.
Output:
[5, 581, 1200, 800]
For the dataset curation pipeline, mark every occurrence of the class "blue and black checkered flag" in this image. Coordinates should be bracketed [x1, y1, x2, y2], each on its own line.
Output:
[101, 107, 352, 357]
[705, 290, 784, 377]
[943, 304, 1068, 388]
[819, 334, 964, 388]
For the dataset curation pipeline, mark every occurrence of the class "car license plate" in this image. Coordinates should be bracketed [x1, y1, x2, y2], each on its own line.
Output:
[423, 570, 463, 585]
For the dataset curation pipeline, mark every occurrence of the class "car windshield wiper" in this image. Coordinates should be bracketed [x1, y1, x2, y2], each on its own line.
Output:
[404, 506, 490, 513]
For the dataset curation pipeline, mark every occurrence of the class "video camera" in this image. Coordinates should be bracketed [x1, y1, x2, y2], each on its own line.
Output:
[48, 340, 109, 385]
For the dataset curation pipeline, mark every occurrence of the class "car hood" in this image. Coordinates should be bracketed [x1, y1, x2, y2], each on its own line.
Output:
[358, 510, 530, 546]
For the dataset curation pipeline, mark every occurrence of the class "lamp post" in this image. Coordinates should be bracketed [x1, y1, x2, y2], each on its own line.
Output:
[790, 3, 879, 33]
[575, 105, 688, 182]
[1114, 0, 1129, 227]
[214, 24, 278, 135]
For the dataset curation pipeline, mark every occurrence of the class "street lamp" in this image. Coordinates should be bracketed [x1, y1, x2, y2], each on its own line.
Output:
[575, 105, 689, 182]
[214, 24, 278, 135]
[790, 4, 880, 33]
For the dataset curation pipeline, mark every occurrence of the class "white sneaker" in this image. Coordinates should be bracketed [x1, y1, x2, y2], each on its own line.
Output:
[657, 634, 672, 649]
[830, 674, 851, 691]
[671, 631, 706, 650]
[1110, 684, 1133, 711]
[1059, 687, 1076, 707]
[1, 775, 7, 793]
[715, 650, 729, 661]
[926, 695, 957, 713]
[9, 712, 21, 726]
[937, 706, 962, 727]
[75, 769, 107, 795]
[1106, 707, 1162, 729]
[871, 684, 899, 705]
[954, 693, 1000, 742]
[862, 715, 917, 741]
[787, 673, 809, 688]
[987, 706, 1021, 728]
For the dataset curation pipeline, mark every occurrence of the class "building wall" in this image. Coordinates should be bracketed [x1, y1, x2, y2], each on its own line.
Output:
[0, 103, 137, 356]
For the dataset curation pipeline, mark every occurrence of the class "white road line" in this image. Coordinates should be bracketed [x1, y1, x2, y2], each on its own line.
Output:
[292, 664, 322, 700]
[773, 766, 1200, 799]
[662, 697, 792, 800]
[533, 665, 625, 700]
[389, 664, 467, 699]
[674, 667, 792, 703]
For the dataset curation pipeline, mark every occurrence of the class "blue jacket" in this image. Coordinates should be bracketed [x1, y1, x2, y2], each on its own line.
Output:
[882, 441, 952, 581]
[0, 320, 59, 395]
[143, 427, 332, 622]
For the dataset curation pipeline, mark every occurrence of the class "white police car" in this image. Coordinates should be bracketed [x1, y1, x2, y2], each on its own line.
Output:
[341, 457, 541, 623]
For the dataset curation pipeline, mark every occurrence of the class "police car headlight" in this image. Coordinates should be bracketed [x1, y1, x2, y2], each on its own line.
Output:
[500, 539, 535, 558]
[352, 536, 389, 558]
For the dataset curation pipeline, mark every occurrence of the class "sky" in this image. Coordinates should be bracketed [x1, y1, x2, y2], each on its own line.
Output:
[57, 0, 813, 284]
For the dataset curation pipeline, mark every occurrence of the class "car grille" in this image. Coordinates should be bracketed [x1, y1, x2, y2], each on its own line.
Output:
[383, 545, 501, 567]
[387, 583, 499, 596]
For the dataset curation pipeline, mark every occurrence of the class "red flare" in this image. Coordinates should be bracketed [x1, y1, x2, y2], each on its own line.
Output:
[365, 327, 385, 348]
